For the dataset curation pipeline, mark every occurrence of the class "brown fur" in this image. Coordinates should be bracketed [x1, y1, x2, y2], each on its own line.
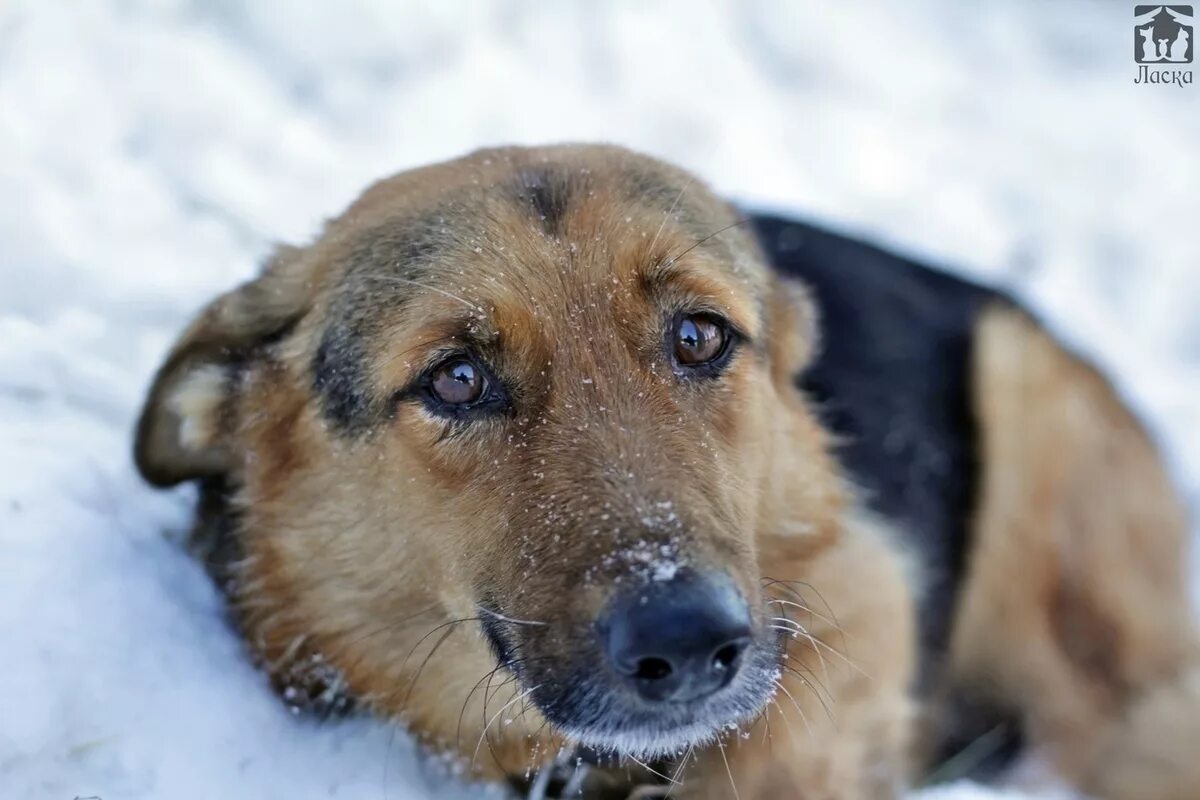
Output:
[683, 512, 917, 799]
[944, 305, 1200, 800]
[135, 145, 1197, 799]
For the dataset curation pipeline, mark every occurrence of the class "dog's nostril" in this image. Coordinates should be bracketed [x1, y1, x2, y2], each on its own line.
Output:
[634, 656, 674, 681]
[712, 642, 743, 673]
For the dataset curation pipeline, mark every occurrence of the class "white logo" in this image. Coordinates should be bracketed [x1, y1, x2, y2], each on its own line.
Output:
[1135, 5, 1193, 62]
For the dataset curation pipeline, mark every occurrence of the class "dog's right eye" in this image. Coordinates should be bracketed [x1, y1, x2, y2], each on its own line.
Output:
[429, 359, 486, 405]
[409, 355, 510, 421]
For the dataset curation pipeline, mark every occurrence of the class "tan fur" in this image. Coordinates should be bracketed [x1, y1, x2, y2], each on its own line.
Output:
[945, 305, 1200, 800]
[134, 145, 1196, 799]
[687, 512, 917, 800]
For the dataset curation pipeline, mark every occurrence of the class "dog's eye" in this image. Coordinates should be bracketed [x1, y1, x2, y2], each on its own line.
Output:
[430, 359, 485, 405]
[673, 314, 728, 366]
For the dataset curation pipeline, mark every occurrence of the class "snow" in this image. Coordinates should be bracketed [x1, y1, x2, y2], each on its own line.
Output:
[1, 1, 1197, 799]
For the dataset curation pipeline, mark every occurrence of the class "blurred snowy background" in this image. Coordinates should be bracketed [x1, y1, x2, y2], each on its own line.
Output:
[1, 1, 1196, 799]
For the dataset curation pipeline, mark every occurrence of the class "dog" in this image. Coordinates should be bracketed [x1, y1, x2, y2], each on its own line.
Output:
[134, 144, 1200, 799]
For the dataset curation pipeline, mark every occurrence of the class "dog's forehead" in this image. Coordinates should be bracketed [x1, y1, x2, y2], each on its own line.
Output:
[317, 145, 766, 321]
[335, 144, 727, 235]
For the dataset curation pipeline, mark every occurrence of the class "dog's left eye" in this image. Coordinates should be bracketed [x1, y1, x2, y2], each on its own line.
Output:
[673, 313, 729, 367]
[429, 358, 486, 405]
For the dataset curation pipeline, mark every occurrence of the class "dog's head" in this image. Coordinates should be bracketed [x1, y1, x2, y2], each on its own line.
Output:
[136, 144, 845, 769]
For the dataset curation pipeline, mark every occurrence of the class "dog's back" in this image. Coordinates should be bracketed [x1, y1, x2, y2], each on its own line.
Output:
[755, 212, 1200, 793]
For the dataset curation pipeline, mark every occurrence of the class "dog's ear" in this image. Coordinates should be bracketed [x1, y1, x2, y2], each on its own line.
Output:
[134, 245, 316, 487]
[765, 274, 820, 388]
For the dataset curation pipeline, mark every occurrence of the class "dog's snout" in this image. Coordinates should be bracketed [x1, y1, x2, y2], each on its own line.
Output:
[601, 573, 752, 704]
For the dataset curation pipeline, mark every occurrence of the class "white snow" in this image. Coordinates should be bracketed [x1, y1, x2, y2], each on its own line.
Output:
[1, 1, 1197, 799]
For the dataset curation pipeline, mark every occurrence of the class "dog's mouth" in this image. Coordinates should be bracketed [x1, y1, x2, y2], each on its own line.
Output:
[479, 575, 785, 762]
[528, 640, 783, 761]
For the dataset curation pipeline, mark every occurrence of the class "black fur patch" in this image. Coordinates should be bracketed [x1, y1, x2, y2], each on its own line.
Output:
[751, 213, 1005, 687]
[924, 689, 1024, 785]
[312, 217, 446, 434]
[513, 167, 575, 234]
[191, 476, 246, 595]
[312, 331, 373, 433]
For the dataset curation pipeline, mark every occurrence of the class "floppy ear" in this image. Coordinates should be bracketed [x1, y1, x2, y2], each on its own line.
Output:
[134, 245, 315, 487]
[765, 274, 821, 389]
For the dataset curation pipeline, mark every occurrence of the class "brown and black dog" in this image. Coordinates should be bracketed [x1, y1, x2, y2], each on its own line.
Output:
[134, 144, 1199, 799]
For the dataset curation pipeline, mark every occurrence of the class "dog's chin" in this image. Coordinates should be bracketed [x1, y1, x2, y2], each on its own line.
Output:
[528, 646, 783, 763]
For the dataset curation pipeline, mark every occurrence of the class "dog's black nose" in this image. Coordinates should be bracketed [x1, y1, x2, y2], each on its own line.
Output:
[601, 573, 752, 703]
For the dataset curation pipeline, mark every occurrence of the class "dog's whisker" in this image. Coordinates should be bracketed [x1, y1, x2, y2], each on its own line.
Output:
[398, 624, 459, 709]
[475, 605, 549, 627]
[766, 696, 789, 744]
[370, 616, 482, 708]
[647, 183, 688, 259]
[480, 653, 505, 725]
[472, 684, 541, 771]
[758, 701, 773, 748]
[773, 677, 814, 737]
[761, 577, 849, 650]
[781, 663, 836, 723]
[764, 582, 857, 697]
[479, 666, 520, 773]
[661, 217, 750, 268]
[768, 623, 835, 705]
[780, 653, 837, 707]
[764, 606, 834, 725]
[715, 737, 742, 800]
[455, 654, 553, 749]
[663, 744, 694, 798]
[764, 595, 846, 634]
[795, 630, 869, 680]
[625, 751, 683, 787]
[762, 589, 844, 640]
[768, 617, 835, 689]
[765, 597, 865, 682]
[325, 608, 461, 695]
[517, 682, 539, 725]
[457, 664, 506, 748]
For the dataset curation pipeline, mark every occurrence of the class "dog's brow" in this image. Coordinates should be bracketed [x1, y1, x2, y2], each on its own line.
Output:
[641, 258, 762, 340]
[311, 216, 451, 434]
[619, 168, 696, 218]
[349, 217, 446, 276]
